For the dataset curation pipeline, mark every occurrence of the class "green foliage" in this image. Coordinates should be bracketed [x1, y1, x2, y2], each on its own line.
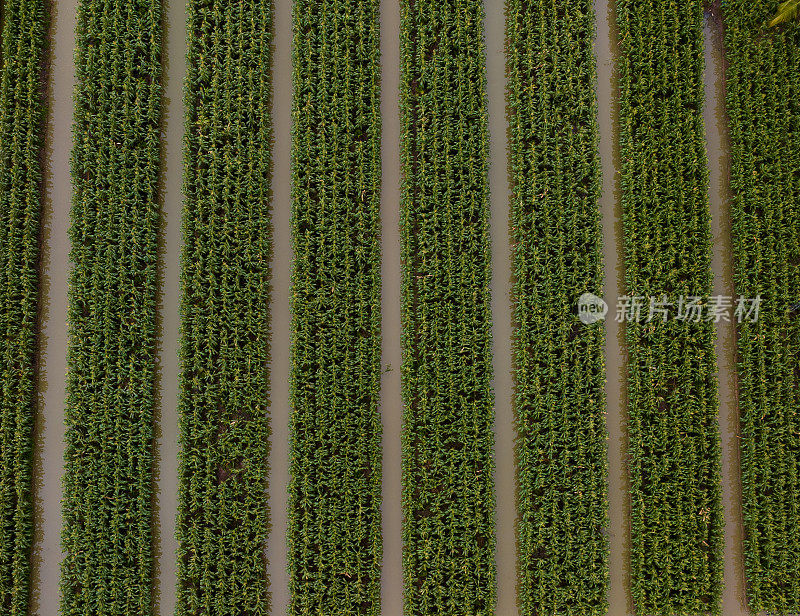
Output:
[616, 1, 723, 613]
[60, 0, 162, 613]
[506, 1, 608, 614]
[724, 2, 800, 612]
[0, 0, 47, 612]
[175, 1, 272, 615]
[770, 0, 800, 26]
[288, 1, 382, 613]
[400, 1, 495, 614]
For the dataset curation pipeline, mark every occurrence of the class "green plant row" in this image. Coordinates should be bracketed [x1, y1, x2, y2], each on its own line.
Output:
[174, 1, 272, 615]
[60, 0, 163, 612]
[506, 1, 608, 614]
[617, 1, 723, 613]
[287, 1, 382, 614]
[400, 1, 495, 614]
[723, 2, 800, 612]
[0, 0, 47, 612]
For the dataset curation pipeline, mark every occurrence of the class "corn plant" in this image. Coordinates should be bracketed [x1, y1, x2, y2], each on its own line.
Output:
[60, 0, 163, 613]
[724, 2, 800, 612]
[400, 1, 495, 614]
[174, 1, 272, 615]
[770, 0, 800, 26]
[507, 1, 608, 614]
[287, 1, 382, 614]
[0, 0, 47, 613]
[617, 1, 723, 613]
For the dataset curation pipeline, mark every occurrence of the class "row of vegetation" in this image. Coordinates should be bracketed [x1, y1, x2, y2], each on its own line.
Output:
[287, 1, 383, 614]
[724, 2, 800, 612]
[60, 0, 163, 613]
[0, 0, 47, 613]
[770, 0, 800, 25]
[617, 1, 723, 613]
[400, 1, 495, 614]
[506, 1, 608, 614]
[174, 1, 273, 615]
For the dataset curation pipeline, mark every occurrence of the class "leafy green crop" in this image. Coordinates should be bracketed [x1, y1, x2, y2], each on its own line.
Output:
[288, 1, 382, 613]
[0, 0, 47, 612]
[60, 0, 162, 613]
[400, 1, 495, 614]
[770, 0, 800, 26]
[174, 1, 272, 615]
[506, 1, 608, 614]
[723, 2, 800, 612]
[617, 1, 722, 613]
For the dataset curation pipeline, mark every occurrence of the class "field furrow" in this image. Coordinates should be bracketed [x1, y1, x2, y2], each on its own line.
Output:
[400, 1, 495, 614]
[60, 0, 162, 613]
[287, 1, 382, 614]
[0, 0, 47, 612]
[723, 3, 800, 612]
[617, 1, 723, 612]
[506, 0, 608, 613]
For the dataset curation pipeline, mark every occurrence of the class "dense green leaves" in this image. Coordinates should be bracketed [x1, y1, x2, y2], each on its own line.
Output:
[507, 1, 608, 614]
[770, 0, 800, 26]
[175, 1, 272, 615]
[0, 0, 47, 612]
[288, 1, 382, 614]
[400, 1, 495, 614]
[60, 0, 162, 613]
[724, 2, 800, 612]
[617, 1, 722, 613]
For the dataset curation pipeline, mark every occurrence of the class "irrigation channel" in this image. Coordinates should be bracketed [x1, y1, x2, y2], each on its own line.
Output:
[28, 1, 748, 615]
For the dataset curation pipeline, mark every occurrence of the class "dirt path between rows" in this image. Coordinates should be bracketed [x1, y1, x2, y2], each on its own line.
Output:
[484, 1, 516, 614]
[704, 14, 749, 616]
[152, 0, 186, 611]
[32, 0, 76, 612]
[380, 0, 403, 613]
[594, 0, 633, 614]
[266, 1, 293, 614]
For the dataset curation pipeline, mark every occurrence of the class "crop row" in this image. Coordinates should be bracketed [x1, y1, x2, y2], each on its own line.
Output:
[60, 0, 163, 613]
[506, 1, 608, 614]
[287, 1, 382, 615]
[174, 1, 272, 615]
[617, 1, 723, 613]
[0, 0, 47, 613]
[400, 1, 495, 614]
[724, 3, 800, 612]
